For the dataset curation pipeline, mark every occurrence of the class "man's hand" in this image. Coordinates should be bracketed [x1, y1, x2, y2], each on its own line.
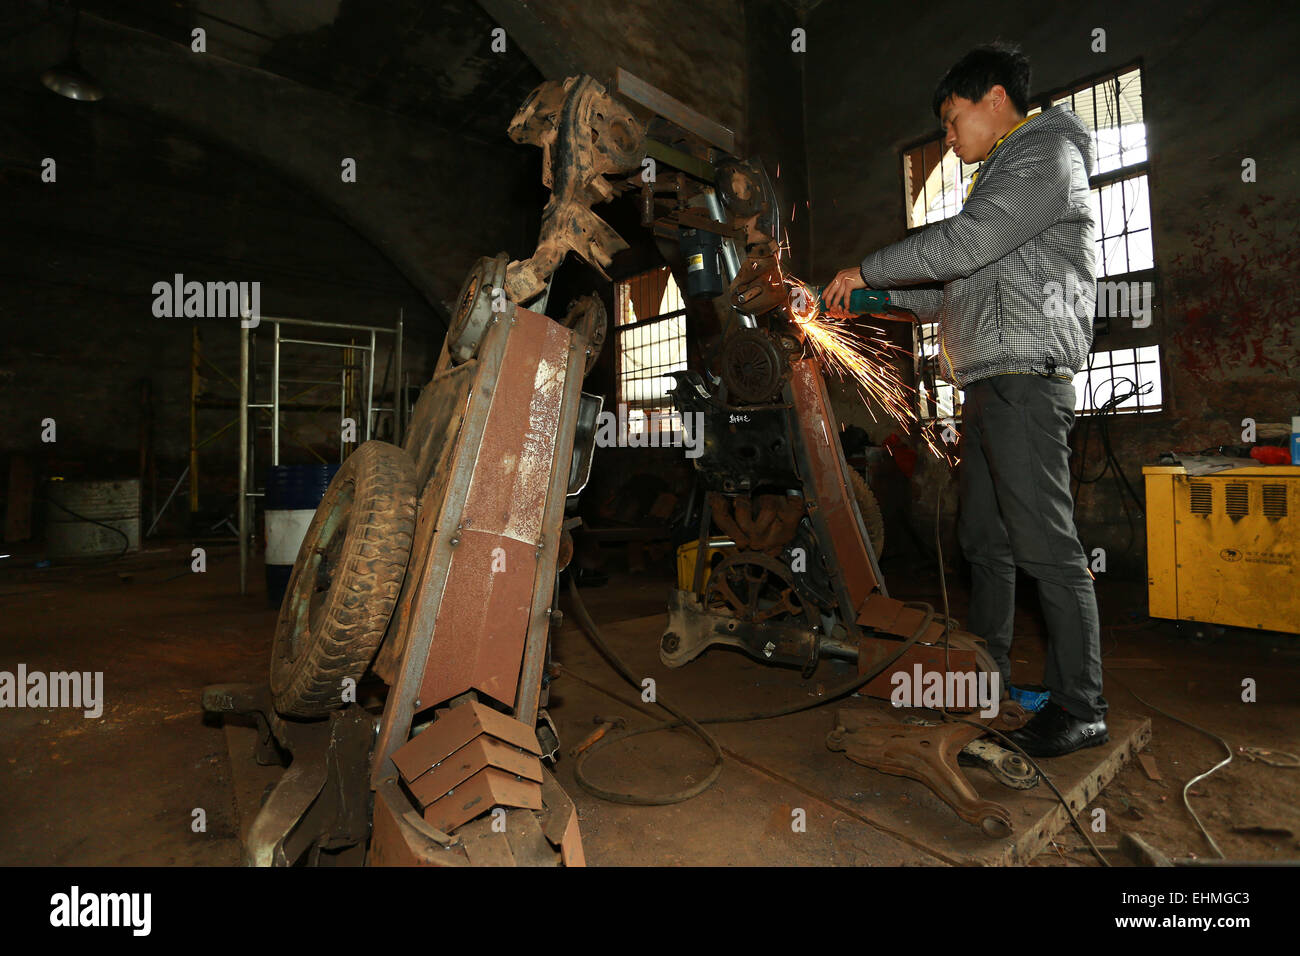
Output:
[823, 266, 867, 312]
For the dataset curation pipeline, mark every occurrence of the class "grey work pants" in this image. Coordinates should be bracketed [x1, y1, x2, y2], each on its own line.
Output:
[956, 374, 1107, 722]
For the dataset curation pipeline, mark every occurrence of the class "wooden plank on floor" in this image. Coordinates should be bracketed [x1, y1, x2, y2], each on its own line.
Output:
[993, 716, 1151, 865]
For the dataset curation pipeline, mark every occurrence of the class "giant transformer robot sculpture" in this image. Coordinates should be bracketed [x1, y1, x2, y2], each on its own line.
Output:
[204, 70, 1033, 867]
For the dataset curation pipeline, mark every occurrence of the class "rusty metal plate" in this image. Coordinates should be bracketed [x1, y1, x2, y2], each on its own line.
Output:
[372, 316, 512, 782]
[417, 532, 536, 710]
[454, 808, 561, 867]
[513, 329, 588, 731]
[855, 592, 954, 645]
[540, 767, 586, 867]
[369, 780, 463, 867]
[370, 786, 427, 867]
[460, 825, 519, 866]
[457, 313, 570, 547]
[857, 638, 980, 705]
[407, 735, 543, 809]
[789, 359, 878, 607]
[423, 767, 544, 835]
[392, 700, 540, 784]
[403, 360, 475, 492]
[411, 310, 573, 712]
[559, 807, 585, 867]
[373, 471, 456, 685]
[502, 807, 559, 867]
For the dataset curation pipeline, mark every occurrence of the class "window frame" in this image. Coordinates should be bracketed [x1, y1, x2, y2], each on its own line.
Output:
[613, 266, 690, 440]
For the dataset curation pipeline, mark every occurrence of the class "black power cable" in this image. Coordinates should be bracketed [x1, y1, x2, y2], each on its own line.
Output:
[565, 575, 941, 805]
[1070, 375, 1152, 556]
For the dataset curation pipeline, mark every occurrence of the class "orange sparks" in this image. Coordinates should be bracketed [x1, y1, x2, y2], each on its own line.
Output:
[785, 275, 952, 461]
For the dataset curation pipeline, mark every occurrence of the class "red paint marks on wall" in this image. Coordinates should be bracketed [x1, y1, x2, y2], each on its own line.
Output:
[1166, 194, 1299, 378]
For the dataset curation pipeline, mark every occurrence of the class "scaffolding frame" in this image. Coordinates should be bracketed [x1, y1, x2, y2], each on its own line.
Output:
[238, 313, 404, 595]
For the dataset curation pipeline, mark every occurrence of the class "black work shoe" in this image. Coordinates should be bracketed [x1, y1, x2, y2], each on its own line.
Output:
[1003, 702, 1108, 758]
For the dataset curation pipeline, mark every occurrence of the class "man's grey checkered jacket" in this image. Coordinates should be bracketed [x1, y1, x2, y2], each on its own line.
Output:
[860, 106, 1097, 388]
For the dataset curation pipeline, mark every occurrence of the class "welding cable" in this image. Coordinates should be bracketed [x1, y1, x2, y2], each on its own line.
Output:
[565, 574, 722, 804]
[1102, 665, 1232, 858]
[564, 575, 939, 805]
[1070, 377, 1150, 557]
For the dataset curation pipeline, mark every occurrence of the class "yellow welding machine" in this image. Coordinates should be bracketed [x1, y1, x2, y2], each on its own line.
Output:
[1144, 462, 1298, 634]
[675, 537, 737, 592]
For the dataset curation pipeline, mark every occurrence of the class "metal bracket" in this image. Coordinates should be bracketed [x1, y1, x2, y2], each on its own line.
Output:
[202, 683, 374, 866]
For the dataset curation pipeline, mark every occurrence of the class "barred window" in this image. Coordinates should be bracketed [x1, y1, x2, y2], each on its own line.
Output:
[914, 337, 1163, 420]
[1073, 346, 1162, 416]
[902, 139, 980, 229]
[1052, 67, 1152, 278]
[902, 67, 1150, 264]
[615, 266, 687, 438]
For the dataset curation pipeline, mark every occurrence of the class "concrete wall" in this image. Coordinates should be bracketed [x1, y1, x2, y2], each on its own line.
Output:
[803, 0, 1300, 576]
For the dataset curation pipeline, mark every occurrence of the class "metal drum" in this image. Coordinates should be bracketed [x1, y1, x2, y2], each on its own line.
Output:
[264, 464, 340, 608]
[46, 479, 140, 558]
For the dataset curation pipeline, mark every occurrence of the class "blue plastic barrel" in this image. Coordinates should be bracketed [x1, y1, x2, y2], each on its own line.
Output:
[264, 464, 340, 608]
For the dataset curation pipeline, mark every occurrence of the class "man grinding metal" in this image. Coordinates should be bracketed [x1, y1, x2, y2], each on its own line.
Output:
[823, 42, 1107, 757]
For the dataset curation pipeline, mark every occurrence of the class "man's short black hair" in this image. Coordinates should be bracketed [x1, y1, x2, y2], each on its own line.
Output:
[931, 43, 1031, 118]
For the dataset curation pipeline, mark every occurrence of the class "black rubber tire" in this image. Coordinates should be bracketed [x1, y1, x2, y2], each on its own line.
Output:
[270, 441, 416, 718]
[849, 468, 885, 560]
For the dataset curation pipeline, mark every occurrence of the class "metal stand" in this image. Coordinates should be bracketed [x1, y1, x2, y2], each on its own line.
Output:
[238, 313, 405, 595]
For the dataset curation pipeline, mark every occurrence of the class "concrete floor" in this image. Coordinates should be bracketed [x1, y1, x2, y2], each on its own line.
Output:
[1, 543, 1297, 865]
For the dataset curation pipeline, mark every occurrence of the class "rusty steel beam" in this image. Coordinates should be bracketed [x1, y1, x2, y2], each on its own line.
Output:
[787, 358, 880, 616]
[613, 67, 736, 154]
